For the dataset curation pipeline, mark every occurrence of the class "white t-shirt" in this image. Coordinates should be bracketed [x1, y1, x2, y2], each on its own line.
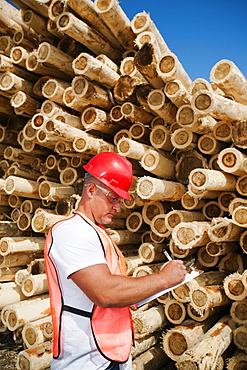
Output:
[49, 213, 131, 370]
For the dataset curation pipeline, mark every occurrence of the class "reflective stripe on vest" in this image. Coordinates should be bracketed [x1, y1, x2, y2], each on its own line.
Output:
[44, 212, 134, 363]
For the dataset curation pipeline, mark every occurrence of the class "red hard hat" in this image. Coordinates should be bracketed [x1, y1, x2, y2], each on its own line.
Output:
[83, 152, 133, 200]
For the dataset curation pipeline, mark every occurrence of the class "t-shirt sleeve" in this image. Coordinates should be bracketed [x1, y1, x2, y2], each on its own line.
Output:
[50, 216, 107, 278]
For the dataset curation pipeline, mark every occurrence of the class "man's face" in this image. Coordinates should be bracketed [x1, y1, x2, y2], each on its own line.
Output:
[90, 183, 122, 225]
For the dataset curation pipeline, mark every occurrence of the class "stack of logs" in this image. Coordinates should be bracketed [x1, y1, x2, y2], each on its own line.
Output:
[1, 0, 247, 369]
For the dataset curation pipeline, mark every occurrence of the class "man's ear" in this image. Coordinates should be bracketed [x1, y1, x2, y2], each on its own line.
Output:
[86, 183, 96, 199]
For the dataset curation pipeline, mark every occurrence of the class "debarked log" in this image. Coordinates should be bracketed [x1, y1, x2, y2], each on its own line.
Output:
[172, 221, 211, 250]
[22, 315, 52, 349]
[137, 176, 186, 202]
[176, 315, 236, 370]
[224, 272, 247, 301]
[210, 59, 247, 106]
[21, 273, 48, 297]
[56, 12, 121, 62]
[72, 52, 119, 88]
[191, 90, 247, 121]
[0, 236, 45, 256]
[190, 285, 232, 315]
[132, 305, 169, 338]
[16, 341, 52, 370]
[189, 168, 236, 192]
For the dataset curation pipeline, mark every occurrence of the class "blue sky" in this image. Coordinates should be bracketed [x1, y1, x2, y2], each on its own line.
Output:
[121, 0, 247, 82]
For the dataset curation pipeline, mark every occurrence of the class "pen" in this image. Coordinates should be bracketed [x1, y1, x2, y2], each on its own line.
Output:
[163, 249, 172, 261]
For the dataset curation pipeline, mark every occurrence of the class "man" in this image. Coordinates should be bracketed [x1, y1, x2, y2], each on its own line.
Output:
[44, 152, 187, 370]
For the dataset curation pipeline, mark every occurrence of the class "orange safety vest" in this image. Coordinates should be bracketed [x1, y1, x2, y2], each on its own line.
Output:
[44, 212, 134, 363]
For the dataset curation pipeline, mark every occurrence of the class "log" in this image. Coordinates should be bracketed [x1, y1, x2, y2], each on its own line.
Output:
[10, 91, 41, 117]
[140, 150, 176, 180]
[206, 241, 239, 257]
[190, 286, 232, 314]
[212, 120, 233, 142]
[81, 107, 120, 135]
[230, 299, 247, 324]
[142, 201, 169, 225]
[56, 12, 121, 62]
[210, 59, 247, 106]
[172, 271, 228, 304]
[147, 88, 177, 124]
[38, 180, 74, 201]
[162, 315, 224, 362]
[175, 149, 208, 185]
[189, 168, 237, 192]
[172, 221, 211, 250]
[138, 242, 166, 264]
[15, 269, 30, 286]
[50, 0, 121, 50]
[150, 214, 171, 238]
[149, 125, 173, 151]
[134, 43, 165, 88]
[121, 102, 154, 125]
[198, 134, 227, 155]
[0, 285, 26, 310]
[164, 299, 187, 325]
[176, 316, 236, 370]
[132, 305, 169, 338]
[0, 71, 34, 97]
[120, 56, 147, 82]
[129, 123, 150, 144]
[0, 266, 21, 282]
[181, 191, 205, 210]
[21, 9, 54, 39]
[218, 252, 246, 274]
[218, 191, 237, 212]
[240, 231, 247, 255]
[233, 325, 247, 352]
[176, 104, 217, 134]
[96, 53, 119, 73]
[4, 175, 40, 199]
[208, 217, 242, 242]
[224, 272, 247, 301]
[42, 78, 70, 106]
[0, 237, 44, 256]
[45, 118, 86, 142]
[202, 200, 224, 220]
[40, 99, 66, 118]
[22, 316, 52, 348]
[165, 209, 205, 231]
[72, 75, 113, 111]
[26, 51, 71, 80]
[0, 220, 23, 237]
[131, 331, 161, 359]
[217, 147, 247, 176]
[63, 86, 89, 112]
[131, 11, 170, 54]
[16, 341, 52, 370]
[126, 211, 148, 233]
[169, 238, 193, 259]
[197, 246, 220, 268]
[137, 176, 186, 202]
[191, 90, 247, 121]
[132, 344, 170, 370]
[0, 250, 39, 268]
[227, 349, 247, 370]
[117, 137, 153, 161]
[111, 230, 143, 246]
[21, 273, 48, 297]
[157, 51, 192, 89]
[37, 42, 72, 78]
[164, 79, 191, 107]
[31, 209, 65, 233]
[94, 0, 136, 50]
[72, 52, 119, 88]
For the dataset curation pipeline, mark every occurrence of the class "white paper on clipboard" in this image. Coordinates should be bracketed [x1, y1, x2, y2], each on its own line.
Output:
[136, 270, 201, 308]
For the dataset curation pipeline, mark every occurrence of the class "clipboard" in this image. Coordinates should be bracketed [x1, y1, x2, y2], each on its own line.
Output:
[135, 269, 201, 308]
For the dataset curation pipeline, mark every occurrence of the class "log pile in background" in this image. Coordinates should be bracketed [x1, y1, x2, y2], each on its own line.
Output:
[1, 0, 247, 369]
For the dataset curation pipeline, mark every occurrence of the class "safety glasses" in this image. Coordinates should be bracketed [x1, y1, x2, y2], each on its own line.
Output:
[85, 183, 122, 204]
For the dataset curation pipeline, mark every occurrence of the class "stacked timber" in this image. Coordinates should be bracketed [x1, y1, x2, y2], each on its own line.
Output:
[0, 0, 247, 369]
